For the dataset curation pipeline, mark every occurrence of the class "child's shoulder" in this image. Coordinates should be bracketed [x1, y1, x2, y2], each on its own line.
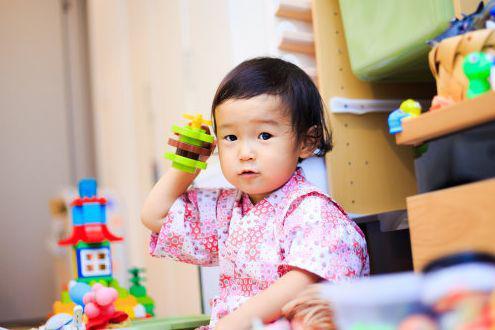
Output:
[273, 169, 348, 218]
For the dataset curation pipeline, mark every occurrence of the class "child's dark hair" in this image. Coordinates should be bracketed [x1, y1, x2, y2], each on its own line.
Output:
[211, 57, 332, 157]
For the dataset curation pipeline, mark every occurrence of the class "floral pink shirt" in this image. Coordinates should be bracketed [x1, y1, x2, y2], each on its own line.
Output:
[150, 168, 369, 327]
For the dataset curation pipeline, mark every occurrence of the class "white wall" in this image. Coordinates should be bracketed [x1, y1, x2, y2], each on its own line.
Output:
[0, 0, 94, 323]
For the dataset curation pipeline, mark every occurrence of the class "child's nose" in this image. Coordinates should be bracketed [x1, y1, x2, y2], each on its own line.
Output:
[239, 142, 255, 161]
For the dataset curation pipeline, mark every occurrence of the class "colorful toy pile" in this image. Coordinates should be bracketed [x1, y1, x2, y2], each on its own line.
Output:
[165, 114, 215, 173]
[49, 178, 154, 329]
[321, 252, 495, 330]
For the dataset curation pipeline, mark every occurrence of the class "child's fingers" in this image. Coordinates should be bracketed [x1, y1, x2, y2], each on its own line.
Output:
[201, 124, 211, 135]
[198, 140, 216, 162]
[281, 284, 328, 317]
[210, 140, 217, 154]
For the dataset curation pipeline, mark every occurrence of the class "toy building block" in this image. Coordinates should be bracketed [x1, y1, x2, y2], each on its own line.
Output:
[83, 283, 128, 330]
[463, 52, 492, 99]
[129, 267, 155, 316]
[58, 178, 122, 283]
[165, 114, 214, 173]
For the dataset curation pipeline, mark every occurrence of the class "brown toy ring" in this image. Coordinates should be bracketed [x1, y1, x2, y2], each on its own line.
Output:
[168, 138, 211, 156]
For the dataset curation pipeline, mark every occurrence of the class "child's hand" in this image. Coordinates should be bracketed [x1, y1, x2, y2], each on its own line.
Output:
[281, 283, 335, 330]
[198, 124, 216, 163]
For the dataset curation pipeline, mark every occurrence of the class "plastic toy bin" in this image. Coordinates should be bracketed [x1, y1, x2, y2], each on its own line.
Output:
[338, 0, 454, 82]
[321, 273, 423, 330]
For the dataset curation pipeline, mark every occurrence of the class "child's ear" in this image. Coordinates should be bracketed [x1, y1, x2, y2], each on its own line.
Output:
[298, 125, 319, 159]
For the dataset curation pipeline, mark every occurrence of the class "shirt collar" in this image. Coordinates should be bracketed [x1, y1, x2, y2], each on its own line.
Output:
[265, 167, 305, 210]
[239, 167, 306, 213]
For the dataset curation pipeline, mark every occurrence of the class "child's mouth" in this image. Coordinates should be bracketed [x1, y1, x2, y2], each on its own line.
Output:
[239, 170, 259, 177]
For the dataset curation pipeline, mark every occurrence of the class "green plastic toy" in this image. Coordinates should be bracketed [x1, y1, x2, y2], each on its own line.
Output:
[165, 114, 214, 173]
[463, 52, 492, 99]
[129, 267, 155, 316]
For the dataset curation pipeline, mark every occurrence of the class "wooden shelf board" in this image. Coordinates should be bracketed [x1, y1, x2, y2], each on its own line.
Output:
[276, 1, 312, 22]
[396, 91, 495, 146]
[278, 31, 315, 56]
[407, 179, 495, 271]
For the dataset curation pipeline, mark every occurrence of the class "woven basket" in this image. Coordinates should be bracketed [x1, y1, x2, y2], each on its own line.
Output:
[428, 29, 495, 102]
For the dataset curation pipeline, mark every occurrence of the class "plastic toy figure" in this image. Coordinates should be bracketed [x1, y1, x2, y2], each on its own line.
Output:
[428, 1, 495, 46]
[399, 99, 422, 117]
[44, 306, 85, 330]
[388, 99, 422, 134]
[463, 52, 492, 99]
[165, 114, 215, 173]
[83, 283, 128, 330]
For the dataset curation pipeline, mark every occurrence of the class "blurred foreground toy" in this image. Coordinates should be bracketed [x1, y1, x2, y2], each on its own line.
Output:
[165, 114, 214, 173]
[388, 99, 422, 134]
[45, 306, 85, 330]
[422, 252, 495, 330]
[463, 51, 492, 98]
[83, 283, 128, 330]
[318, 252, 495, 329]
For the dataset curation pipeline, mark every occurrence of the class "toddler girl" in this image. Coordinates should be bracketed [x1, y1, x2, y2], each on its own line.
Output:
[141, 57, 369, 329]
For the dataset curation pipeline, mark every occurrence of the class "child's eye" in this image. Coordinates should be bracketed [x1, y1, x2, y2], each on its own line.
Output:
[258, 132, 272, 140]
[224, 134, 237, 142]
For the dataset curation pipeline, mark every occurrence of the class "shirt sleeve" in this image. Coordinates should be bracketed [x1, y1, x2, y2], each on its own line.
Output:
[149, 188, 223, 266]
[279, 193, 369, 282]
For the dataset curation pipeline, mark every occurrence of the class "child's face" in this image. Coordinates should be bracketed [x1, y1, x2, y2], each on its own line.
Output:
[215, 94, 311, 203]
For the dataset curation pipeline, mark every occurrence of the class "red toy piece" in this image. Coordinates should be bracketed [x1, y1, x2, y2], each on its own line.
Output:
[58, 223, 122, 245]
[429, 95, 455, 111]
[83, 283, 128, 330]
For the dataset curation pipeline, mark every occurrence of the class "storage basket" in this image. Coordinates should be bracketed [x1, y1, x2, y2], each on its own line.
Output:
[428, 29, 495, 102]
[339, 0, 454, 82]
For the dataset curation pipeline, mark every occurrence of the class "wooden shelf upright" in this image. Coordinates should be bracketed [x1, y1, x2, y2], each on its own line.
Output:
[311, 0, 434, 215]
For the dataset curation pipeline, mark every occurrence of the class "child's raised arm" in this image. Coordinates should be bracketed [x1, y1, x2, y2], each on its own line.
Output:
[141, 118, 215, 233]
[141, 168, 199, 233]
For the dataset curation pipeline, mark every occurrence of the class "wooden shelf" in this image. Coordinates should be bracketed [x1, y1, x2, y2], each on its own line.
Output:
[312, 0, 433, 214]
[407, 179, 495, 271]
[278, 30, 315, 55]
[396, 92, 495, 146]
[275, 0, 312, 22]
